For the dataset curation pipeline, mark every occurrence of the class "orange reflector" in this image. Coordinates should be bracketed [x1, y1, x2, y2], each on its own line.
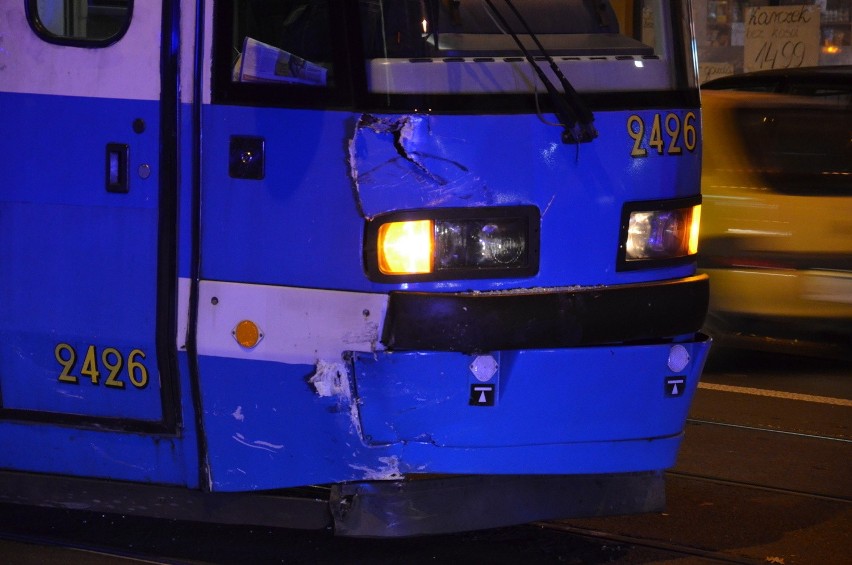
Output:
[234, 319, 262, 349]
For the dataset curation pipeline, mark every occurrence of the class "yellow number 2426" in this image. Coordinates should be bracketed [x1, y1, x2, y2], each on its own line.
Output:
[627, 112, 697, 158]
[55, 343, 149, 389]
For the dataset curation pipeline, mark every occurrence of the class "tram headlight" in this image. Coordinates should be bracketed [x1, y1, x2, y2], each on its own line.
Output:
[618, 197, 701, 270]
[366, 207, 540, 281]
[377, 220, 434, 275]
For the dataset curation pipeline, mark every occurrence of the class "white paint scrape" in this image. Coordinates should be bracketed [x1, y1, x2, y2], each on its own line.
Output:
[309, 361, 364, 438]
[231, 432, 283, 453]
[309, 360, 351, 398]
[349, 456, 402, 481]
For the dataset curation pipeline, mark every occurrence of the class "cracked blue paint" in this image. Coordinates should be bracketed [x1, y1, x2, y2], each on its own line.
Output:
[348, 114, 495, 218]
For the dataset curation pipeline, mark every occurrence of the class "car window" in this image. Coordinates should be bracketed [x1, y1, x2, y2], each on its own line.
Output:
[727, 99, 852, 197]
[787, 84, 852, 107]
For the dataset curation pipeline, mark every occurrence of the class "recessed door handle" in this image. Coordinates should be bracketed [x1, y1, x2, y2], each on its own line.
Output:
[106, 143, 129, 193]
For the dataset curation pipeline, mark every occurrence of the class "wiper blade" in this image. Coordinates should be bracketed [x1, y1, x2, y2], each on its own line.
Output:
[483, 0, 597, 144]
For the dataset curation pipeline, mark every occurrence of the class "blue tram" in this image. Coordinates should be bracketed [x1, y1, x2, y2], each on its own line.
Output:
[0, 0, 710, 536]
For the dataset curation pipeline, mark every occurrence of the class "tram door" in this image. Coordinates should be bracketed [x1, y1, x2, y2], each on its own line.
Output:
[0, 3, 178, 429]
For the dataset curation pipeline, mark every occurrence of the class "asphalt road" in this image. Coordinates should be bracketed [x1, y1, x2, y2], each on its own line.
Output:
[555, 348, 851, 564]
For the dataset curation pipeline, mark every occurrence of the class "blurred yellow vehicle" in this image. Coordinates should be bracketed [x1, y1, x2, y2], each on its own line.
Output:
[699, 67, 852, 353]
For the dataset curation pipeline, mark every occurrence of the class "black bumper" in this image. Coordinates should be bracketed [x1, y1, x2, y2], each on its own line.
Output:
[382, 274, 709, 351]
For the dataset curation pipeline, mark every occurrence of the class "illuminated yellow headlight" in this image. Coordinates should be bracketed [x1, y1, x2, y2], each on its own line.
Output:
[378, 220, 434, 275]
[620, 198, 701, 270]
[366, 207, 540, 282]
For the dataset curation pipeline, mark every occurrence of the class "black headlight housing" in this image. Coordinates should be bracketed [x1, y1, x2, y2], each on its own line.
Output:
[364, 206, 540, 282]
[617, 196, 702, 271]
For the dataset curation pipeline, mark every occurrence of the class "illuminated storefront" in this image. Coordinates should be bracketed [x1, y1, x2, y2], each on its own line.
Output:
[692, 0, 851, 81]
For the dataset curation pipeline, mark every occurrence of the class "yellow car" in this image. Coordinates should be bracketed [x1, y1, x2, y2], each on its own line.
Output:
[699, 68, 852, 353]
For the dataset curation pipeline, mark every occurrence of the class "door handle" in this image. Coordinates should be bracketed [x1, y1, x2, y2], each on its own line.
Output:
[106, 143, 129, 193]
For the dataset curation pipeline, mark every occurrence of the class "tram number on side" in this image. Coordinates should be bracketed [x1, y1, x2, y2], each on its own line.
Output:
[55, 343, 149, 389]
[627, 112, 698, 157]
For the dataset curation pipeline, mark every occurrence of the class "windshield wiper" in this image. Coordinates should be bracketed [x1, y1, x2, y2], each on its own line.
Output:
[483, 0, 597, 144]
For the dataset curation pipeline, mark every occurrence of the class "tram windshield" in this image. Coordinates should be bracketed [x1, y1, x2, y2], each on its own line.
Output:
[228, 1, 696, 97]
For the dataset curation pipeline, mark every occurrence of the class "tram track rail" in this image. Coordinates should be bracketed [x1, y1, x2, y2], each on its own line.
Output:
[536, 521, 767, 564]
[537, 403, 851, 564]
[536, 467, 850, 564]
[687, 417, 851, 443]
[667, 470, 852, 504]
[680, 415, 851, 503]
[2, 511, 768, 565]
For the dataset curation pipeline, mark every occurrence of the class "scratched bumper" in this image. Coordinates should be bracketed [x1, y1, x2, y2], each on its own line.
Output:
[382, 274, 709, 351]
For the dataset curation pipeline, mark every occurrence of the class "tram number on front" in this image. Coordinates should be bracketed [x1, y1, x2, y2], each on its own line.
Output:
[627, 112, 698, 158]
[55, 343, 149, 389]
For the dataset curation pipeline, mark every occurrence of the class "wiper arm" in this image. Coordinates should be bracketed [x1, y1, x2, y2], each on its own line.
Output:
[501, 0, 597, 141]
[483, 0, 597, 144]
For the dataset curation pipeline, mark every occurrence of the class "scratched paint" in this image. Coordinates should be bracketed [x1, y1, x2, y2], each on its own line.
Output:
[348, 113, 495, 218]
[349, 455, 402, 480]
[309, 360, 364, 438]
[309, 360, 352, 398]
[231, 433, 284, 453]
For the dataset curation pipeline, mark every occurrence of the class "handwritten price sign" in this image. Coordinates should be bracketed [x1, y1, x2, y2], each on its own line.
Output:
[744, 5, 820, 72]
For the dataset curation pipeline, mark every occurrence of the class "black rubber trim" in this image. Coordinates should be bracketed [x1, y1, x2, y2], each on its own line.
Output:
[382, 274, 709, 351]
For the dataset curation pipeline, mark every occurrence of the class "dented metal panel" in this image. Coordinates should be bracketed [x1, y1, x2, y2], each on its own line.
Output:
[349, 114, 495, 218]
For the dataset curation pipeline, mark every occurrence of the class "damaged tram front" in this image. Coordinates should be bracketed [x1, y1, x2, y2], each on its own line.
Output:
[0, 0, 709, 536]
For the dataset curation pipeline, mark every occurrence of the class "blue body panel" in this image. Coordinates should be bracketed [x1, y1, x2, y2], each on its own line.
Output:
[200, 106, 700, 291]
[198, 338, 709, 491]
[197, 357, 360, 490]
[0, 91, 198, 486]
[0, 92, 162, 420]
[354, 345, 701, 447]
